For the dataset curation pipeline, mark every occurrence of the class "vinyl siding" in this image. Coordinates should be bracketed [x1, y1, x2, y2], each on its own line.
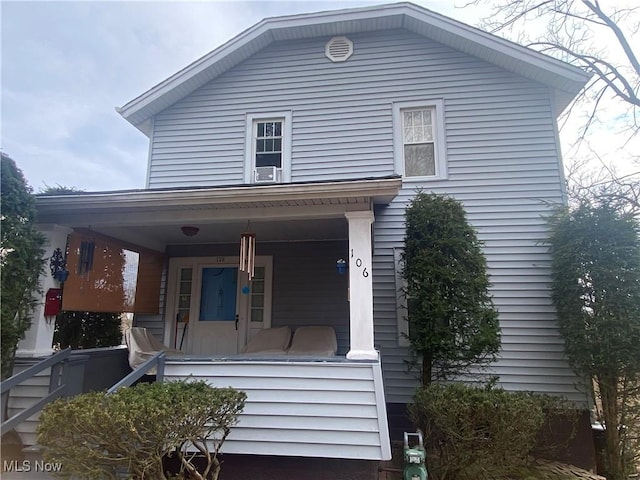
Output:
[374, 195, 583, 404]
[164, 359, 390, 460]
[149, 29, 587, 405]
[268, 242, 350, 355]
[150, 30, 511, 187]
[373, 184, 587, 404]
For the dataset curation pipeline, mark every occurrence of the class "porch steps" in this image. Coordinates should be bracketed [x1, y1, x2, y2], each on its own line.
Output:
[6, 364, 52, 447]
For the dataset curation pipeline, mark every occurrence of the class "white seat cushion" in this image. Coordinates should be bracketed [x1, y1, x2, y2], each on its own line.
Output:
[287, 326, 337, 356]
[242, 326, 291, 354]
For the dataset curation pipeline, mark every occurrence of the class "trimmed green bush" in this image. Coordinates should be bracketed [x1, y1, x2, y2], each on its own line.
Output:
[402, 192, 500, 386]
[37, 380, 246, 480]
[409, 383, 580, 480]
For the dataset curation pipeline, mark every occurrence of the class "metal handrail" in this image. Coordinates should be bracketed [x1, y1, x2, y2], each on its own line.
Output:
[107, 351, 165, 394]
[1, 348, 72, 434]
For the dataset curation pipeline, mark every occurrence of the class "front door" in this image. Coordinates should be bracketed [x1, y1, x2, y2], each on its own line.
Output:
[190, 265, 240, 355]
[165, 256, 273, 355]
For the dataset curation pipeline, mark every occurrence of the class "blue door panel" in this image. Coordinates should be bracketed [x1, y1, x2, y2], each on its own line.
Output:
[199, 267, 237, 321]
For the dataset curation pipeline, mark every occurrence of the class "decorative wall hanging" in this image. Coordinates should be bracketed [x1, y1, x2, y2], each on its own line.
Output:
[49, 247, 69, 282]
[239, 228, 256, 280]
[77, 240, 95, 275]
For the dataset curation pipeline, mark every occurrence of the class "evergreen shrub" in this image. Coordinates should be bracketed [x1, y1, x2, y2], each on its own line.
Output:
[409, 383, 580, 480]
[37, 380, 246, 480]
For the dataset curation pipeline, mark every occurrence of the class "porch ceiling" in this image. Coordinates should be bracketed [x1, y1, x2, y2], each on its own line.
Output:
[95, 217, 349, 250]
[36, 177, 401, 251]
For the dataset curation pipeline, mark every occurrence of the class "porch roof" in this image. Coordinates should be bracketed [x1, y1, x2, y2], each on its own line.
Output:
[36, 176, 401, 251]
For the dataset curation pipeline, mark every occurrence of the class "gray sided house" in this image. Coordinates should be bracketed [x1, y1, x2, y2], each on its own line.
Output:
[25, 2, 590, 476]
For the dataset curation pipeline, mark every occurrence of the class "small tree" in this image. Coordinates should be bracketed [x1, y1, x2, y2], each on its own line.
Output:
[402, 192, 500, 386]
[548, 201, 640, 480]
[0, 153, 46, 379]
[38, 380, 246, 480]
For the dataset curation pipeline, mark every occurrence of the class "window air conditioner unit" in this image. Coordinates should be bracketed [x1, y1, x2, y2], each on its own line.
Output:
[255, 166, 279, 183]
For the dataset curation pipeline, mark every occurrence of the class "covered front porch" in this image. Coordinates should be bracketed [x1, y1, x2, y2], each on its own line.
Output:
[34, 177, 401, 358]
[27, 177, 402, 460]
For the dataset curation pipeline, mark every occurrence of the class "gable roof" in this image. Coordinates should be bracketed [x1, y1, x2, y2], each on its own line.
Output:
[117, 2, 589, 136]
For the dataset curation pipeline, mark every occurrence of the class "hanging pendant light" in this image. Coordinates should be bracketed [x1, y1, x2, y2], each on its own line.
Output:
[239, 227, 256, 280]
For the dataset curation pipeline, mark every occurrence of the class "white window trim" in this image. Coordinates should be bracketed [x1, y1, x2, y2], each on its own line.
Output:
[244, 111, 292, 184]
[392, 99, 447, 181]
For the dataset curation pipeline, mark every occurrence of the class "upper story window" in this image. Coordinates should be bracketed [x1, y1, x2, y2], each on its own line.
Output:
[256, 121, 282, 169]
[393, 100, 447, 181]
[402, 109, 435, 176]
[244, 112, 292, 184]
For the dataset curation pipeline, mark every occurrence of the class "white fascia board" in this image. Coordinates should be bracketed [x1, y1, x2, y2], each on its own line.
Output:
[406, 4, 587, 81]
[117, 4, 406, 128]
[117, 21, 275, 126]
[36, 178, 402, 213]
[261, 2, 405, 24]
[401, 4, 589, 96]
[117, 2, 588, 130]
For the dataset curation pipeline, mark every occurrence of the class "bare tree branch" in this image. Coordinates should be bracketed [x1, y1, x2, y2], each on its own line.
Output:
[583, 0, 640, 77]
[469, 0, 640, 137]
[467, 0, 640, 214]
[529, 41, 640, 105]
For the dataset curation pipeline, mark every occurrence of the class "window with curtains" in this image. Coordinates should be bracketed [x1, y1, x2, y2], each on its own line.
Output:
[402, 108, 436, 177]
[393, 100, 447, 180]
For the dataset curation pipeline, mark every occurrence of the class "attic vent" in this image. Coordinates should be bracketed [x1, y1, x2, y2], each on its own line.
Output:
[325, 36, 353, 62]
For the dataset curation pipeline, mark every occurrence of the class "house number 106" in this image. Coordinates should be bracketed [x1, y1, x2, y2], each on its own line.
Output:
[351, 249, 369, 277]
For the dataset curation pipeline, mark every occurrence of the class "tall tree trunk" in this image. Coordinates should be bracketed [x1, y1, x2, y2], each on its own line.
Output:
[598, 376, 626, 480]
[422, 352, 433, 387]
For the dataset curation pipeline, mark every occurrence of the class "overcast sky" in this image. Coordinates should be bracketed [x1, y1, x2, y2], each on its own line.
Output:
[1, 1, 636, 192]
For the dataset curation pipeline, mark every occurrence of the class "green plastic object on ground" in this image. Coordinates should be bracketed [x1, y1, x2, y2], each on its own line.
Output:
[403, 431, 428, 480]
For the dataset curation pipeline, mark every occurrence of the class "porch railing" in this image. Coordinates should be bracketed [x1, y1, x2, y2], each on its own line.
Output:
[107, 351, 165, 394]
[0, 348, 72, 435]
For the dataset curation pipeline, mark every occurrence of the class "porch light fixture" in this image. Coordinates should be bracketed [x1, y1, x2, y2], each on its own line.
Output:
[336, 258, 347, 275]
[180, 226, 200, 237]
[239, 230, 256, 280]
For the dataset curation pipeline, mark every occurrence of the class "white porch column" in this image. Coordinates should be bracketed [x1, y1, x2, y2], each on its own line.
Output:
[345, 211, 377, 360]
[16, 224, 72, 357]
